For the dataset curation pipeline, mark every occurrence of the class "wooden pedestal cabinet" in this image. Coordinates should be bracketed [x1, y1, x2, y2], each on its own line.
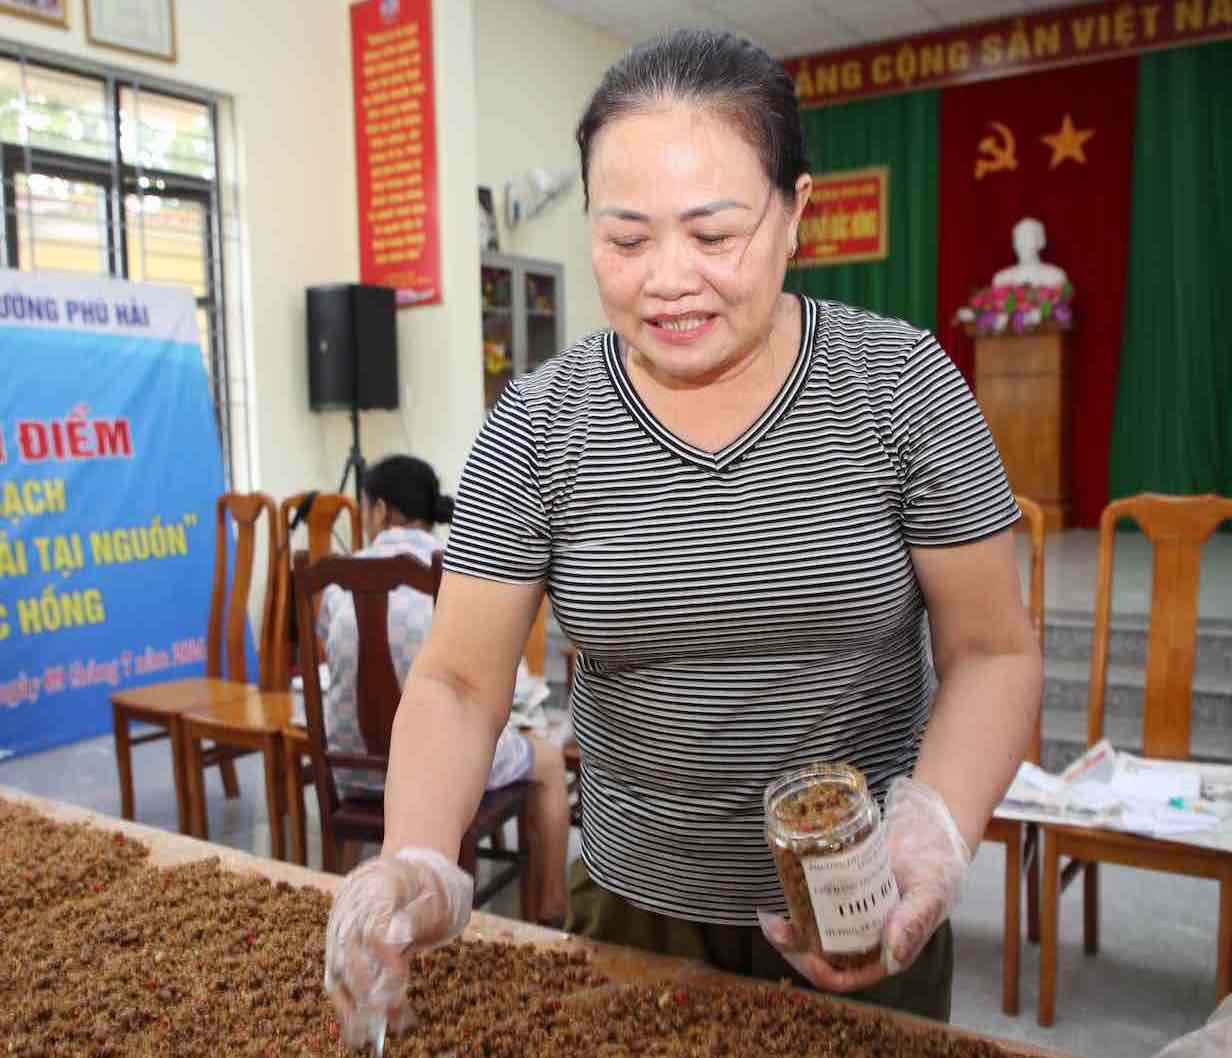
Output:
[973, 330, 1071, 532]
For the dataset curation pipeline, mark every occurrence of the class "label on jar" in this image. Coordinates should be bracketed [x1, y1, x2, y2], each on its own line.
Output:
[800, 825, 899, 955]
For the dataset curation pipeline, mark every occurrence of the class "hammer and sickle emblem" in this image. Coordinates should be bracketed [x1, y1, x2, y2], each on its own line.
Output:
[974, 122, 1018, 181]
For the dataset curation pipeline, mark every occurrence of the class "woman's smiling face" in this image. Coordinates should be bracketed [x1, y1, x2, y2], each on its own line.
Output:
[587, 102, 810, 386]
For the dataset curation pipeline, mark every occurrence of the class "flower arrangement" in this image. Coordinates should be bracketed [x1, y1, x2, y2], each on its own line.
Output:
[954, 282, 1074, 336]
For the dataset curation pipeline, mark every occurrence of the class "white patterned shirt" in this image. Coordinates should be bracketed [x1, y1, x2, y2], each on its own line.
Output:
[318, 526, 532, 797]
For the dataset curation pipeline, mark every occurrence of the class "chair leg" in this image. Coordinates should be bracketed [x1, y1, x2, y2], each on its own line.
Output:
[321, 822, 339, 875]
[1083, 861, 1100, 956]
[1038, 827, 1060, 1027]
[517, 804, 538, 926]
[262, 736, 286, 862]
[1025, 825, 1041, 944]
[459, 833, 479, 900]
[284, 740, 307, 868]
[218, 752, 241, 799]
[1217, 871, 1232, 1003]
[112, 702, 136, 821]
[168, 716, 192, 835]
[1002, 823, 1022, 1017]
[186, 734, 209, 841]
[339, 840, 363, 873]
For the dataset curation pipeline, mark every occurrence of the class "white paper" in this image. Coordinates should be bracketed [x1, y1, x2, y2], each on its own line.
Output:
[996, 745, 1231, 847]
[1105, 761, 1201, 804]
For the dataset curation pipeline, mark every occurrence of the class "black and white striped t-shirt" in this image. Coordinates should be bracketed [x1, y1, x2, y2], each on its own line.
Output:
[445, 295, 1019, 925]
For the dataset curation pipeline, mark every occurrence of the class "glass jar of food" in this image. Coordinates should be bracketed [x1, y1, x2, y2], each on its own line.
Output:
[764, 762, 899, 970]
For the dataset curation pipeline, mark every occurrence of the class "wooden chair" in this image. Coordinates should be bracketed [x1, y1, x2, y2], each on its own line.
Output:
[1038, 492, 1232, 1026]
[293, 550, 537, 918]
[272, 491, 363, 690]
[175, 492, 286, 851]
[110, 492, 278, 834]
[183, 688, 294, 858]
[272, 491, 362, 863]
[981, 494, 1046, 1016]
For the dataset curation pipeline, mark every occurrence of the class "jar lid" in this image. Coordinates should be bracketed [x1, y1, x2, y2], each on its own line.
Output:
[764, 762, 876, 849]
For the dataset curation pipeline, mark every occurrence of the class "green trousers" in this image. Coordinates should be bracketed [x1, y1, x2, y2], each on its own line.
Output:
[565, 858, 954, 1022]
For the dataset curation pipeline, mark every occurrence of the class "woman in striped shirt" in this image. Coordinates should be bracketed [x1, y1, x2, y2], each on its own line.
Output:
[324, 28, 1042, 1047]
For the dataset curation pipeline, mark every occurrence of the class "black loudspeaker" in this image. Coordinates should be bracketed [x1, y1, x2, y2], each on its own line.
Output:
[307, 283, 398, 411]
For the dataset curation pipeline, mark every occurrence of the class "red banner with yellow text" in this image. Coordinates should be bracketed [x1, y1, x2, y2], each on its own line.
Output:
[784, 0, 1231, 108]
[351, 0, 441, 307]
[936, 59, 1138, 528]
[794, 166, 888, 268]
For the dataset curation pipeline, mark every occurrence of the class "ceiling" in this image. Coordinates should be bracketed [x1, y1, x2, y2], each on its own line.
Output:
[539, 0, 1080, 60]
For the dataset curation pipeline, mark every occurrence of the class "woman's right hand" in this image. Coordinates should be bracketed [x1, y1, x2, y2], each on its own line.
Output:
[324, 847, 474, 1048]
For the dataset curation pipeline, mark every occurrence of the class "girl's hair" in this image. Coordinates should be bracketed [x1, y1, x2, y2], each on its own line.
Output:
[576, 28, 807, 209]
[361, 455, 454, 527]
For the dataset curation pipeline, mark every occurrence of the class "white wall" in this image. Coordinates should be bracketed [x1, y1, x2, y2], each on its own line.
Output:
[473, 0, 627, 346]
[0, 0, 483, 497]
[397, 0, 482, 492]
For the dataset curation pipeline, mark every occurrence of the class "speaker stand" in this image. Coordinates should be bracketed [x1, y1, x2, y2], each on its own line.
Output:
[336, 399, 365, 505]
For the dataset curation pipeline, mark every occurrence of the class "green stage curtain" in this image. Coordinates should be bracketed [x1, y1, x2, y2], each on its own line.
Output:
[785, 92, 938, 332]
[1109, 42, 1232, 501]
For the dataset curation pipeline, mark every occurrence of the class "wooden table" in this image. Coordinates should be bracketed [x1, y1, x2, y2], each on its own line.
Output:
[181, 689, 294, 860]
[0, 785, 1074, 1058]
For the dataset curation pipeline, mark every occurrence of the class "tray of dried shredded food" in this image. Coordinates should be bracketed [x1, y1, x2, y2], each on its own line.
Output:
[0, 798, 1036, 1058]
[0, 799, 606, 1058]
[457, 983, 1019, 1058]
[0, 798, 147, 930]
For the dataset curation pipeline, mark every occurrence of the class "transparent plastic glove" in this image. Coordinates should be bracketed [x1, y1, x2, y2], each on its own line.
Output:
[758, 776, 970, 991]
[324, 847, 473, 1049]
[880, 776, 971, 975]
[1153, 997, 1232, 1058]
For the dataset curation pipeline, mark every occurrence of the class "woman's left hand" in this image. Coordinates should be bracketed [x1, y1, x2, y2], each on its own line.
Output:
[759, 776, 972, 992]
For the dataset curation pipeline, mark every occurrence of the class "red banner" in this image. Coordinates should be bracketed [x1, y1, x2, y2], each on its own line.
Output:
[784, 0, 1232, 108]
[350, 0, 441, 307]
[793, 166, 888, 267]
[936, 59, 1138, 528]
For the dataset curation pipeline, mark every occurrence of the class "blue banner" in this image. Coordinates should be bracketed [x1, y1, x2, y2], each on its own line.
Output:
[0, 273, 234, 759]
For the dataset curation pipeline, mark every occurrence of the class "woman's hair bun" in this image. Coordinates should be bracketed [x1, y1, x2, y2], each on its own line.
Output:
[433, 494, 455, 525]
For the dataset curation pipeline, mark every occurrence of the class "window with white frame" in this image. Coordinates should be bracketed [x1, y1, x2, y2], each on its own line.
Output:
[0, 48, 245, 485]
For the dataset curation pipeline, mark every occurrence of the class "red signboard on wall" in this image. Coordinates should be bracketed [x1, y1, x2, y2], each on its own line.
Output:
[793, 167, 888, 267]
[350, 0, 441, 307]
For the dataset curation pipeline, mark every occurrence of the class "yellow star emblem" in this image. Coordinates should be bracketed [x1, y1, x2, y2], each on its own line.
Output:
[1040, 114, 1095, 169]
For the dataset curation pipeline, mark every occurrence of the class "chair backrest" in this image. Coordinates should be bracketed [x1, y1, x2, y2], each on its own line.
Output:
[271, 492, 363, 690]
[280, 491, 363, 558]
[1087, 492, 1232, 759]
[293, 548, 443, 811]
[1014, 494, 1047, 764]
[207, 492, 278, 688]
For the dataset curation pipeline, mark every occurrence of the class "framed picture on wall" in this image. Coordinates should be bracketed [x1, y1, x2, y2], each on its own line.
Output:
[0, 0, 68, 28]
[85, 0, 177, 62]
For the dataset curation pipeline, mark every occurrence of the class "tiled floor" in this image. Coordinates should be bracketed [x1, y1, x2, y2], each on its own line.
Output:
[2, 729, 1222, 1058]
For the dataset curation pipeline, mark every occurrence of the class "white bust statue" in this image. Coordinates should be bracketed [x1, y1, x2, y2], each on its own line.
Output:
[993, 217, 1069, 288]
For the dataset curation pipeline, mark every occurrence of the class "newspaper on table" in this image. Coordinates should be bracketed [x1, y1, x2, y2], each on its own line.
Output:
[996, 739, 1232, 852]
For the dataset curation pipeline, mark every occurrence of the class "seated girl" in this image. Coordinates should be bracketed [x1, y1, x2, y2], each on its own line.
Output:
[317, 454, 570, 925]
